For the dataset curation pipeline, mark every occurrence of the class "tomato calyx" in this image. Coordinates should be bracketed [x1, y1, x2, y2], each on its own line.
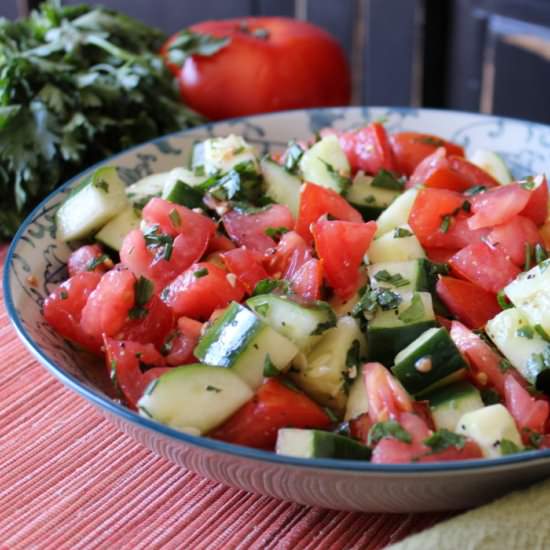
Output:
[163, 29, 230, 69]
[236, 20, 270, 40]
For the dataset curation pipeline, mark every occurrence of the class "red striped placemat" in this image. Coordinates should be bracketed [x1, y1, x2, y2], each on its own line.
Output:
[0, 249, 451, 549]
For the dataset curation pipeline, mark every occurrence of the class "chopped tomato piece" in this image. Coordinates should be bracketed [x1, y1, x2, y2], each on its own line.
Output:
[540, 221, 550, 250]
[81, 269, 136, 339]
[417, 440, 483, 462]
[142, 197, 216, 239]
[487, 215, 542, 267]
[291, 258, 323, 301]
[448, 242, 521, 294]
[264, 230, 312, 279]
[67, 244, 110, 277]
[364, 362, 414, 423]
[209, 378, 331, 450]
[337, 122, 396, 175]
[450, 321, 509, 395]
[162, 262, 245, 320]
[349, 412, 372, 443]
[408, 148, 470, 192]
[408, 187, 466, 247]
[371, 438, 418, 464]
[520, 175, 548, 226]
[447, 156, 500, 188]
[43, 272, 102, 353]
[295, 183, 362, 242]
[222, 204, 294, 254]
[312, 219, 376, 299]
[206, 233, 236, 254]
[504, 374, 549, 437]
[468, 183, 530, 230]
[117, 294, 174, 351]
[425, 248, 457, 264]
[390, 132, 464, 176]
[164, 317, 203, 366]
[436, 276, 501, 329]
[104, 338, 168, 409]
[221, 247, 269, 294]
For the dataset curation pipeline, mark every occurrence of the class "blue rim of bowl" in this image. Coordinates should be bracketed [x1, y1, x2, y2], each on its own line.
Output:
[5, 106, 550, 474]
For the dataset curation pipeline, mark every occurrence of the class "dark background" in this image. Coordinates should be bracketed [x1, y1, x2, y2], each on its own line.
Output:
[4, 0, 550, 123]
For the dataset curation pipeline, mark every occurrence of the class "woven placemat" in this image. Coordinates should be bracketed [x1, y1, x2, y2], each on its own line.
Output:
[0, 249, 450, 549]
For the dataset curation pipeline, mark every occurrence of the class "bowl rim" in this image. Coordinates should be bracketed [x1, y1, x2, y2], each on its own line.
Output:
[5, 105, 550, 474]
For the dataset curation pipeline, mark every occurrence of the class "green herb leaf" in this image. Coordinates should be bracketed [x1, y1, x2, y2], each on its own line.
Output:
[519, 176, 536, 191]
[371, 169, 405, 191]
[168, 208, 181, 228]
[517, 326, 535, 339]
[283, 142, 304, 174]
[318, 159, 351, 191]
[263, 354, 279, 377]
[524, 243, 533, 271]
[167, 29, 229, 67]
[374, 270, 410, 288]
[535, 243, 548, 265]
[413, 136, 445, 147]
[481, 388, 501, 405]
[86, 254, 109, 271]
[464, 185, 488, 196]
[205, 385, 222, 393]
[193, 267, 209, 278]
[252, 278, 290, 296]
[398, 293, 425, 323]
[93, 179, 109, 193]
[345, 340, 362, 371]
[439, 215, 452, 233]
[323, 407, 339, 423]
[368, 421, 412, 446]
[265, 226, 290, 238]
[497, 290, 513, 310]
[423, 429, 466, 453]
[143, 225, 174, 261]
[498, 358, 512, 372]
[393, 227, 413, 238]
[128, 276, 154, 320]
[59, 289, 69, 300]
[500, 438, 521, 455]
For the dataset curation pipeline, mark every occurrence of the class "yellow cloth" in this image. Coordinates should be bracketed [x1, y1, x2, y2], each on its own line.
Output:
[388, 479, 550, 550]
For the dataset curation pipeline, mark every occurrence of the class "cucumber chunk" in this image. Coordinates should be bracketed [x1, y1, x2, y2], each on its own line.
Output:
[246, 295, 336, 352]
[367, 291, 436, 366]
[504, 259, 550, 338]
[276, 428, 371, 460]
[290, 316, 366, 415]
[468, 149, 512, 185]
[95, 206, 141, 251]
[368, 259, 430, 294]
[260, 157, 301, 217]
[126, 171, 170, 208]
[344, 364, 369, 421]
[194, 302, 298, 389]
[201, 135, 259, 176]
[56, 166, 128, 242]
[346, 171, 401, 221]
[368, 224, 426, 263]
[138, 364, 253, 434]
[486, 308, 550, 391]
[375, 188, 418, 236]
[391, 327, 469, 396]
[456, 404, 523, 458]
[299, 135, 350, 193]
[425, 381, 484, 431]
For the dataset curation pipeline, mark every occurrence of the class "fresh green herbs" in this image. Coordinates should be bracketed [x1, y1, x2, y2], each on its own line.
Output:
[205, 385, 222, 393]
[423, 429, 466, 454]
[319, 159, 351, 191]
[93, 179, 109, 193]
[323, 407, 339, 423]
[517, 326, 535, 339]
[128, 276, 154, 320]
[0, 2, 208, 239]
[500, 438, 521, 455]
[252, 278, 290, 296]
[398, 293, 425, 323]
[352, 286, 402, 318]
[193, 267, 209, 278]
[519, 176, 536, 191]
[86, 254, 109, 271]
[413, 136, 445, 147]
[374, 270, 410, 288]
[524, 243, 533, 271]
[535, 244, 548, 265]
[265, 226, 289, 238]
[498, 358, 513, 372]
[526, 347, 550, 376]
[59, 289, 68, 300]
[263, 354, 279, 377]
[168, 208, 182, 229]
[393, 227, 413, 238]
[143, 225, 174, 261]
[439, 215, 452, 233]
[370, 170, 405, 192]
[166, 29, 229, 67]
[497, 290, 513, 310]
[206, 161, 262, 202]
[368, 421, 412, 446]
[464, 185, 487, 196]
[481, 388, 501, 405]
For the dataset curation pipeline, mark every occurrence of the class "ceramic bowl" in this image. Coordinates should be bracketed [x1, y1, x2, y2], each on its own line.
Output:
[6, 107, 550, 513]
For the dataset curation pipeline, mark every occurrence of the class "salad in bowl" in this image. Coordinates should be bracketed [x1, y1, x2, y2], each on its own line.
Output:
[41, 120, 550, 466]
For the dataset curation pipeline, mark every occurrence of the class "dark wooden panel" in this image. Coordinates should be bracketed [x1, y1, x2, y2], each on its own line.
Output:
[62, 0, 255, 34]
[253, 0, 295, 17]
[1, 0, 19, 19]
[305, 0, 356, 62]
[362, 0, 423, 106]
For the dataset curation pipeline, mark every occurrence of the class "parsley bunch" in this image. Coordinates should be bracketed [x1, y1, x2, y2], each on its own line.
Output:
[0, 1, 207, 239]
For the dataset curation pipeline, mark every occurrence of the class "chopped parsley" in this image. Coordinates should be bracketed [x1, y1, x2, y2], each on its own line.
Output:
[205, 385, 222, 393]
[481, 388, 501, 405]
[393, 227, 413, 238]
[93, 179, 109, 193]
[59, 289, 68, 300]
[500, 438, 521, 455]
[498, 358, 513, 372]
[318, 158, 351, 191]
[524, 243, 533, 271]
[370, 169, 405, 192]
[283, 142, 305, 174]
[497, 290, 513, 310]
[398, 293, 425, 323]
[439, 215, 452, 233]
[526, 346, 550, 376]
[161, 331, 179, 355]
[143, 224, 174, 261]
[517, 326, 535, 339]
[265, 226, 290, 238]
[413, 136, 445, 147]
[263, 354, 279, 377]
[368, 421, 412, 446]
[374, 270, 410, 288]
[535, 244, 548, 265]
[86, 254, 109, 271]
[310, 313, 337, 335]
[323, 407, 339, 423]
[464, 185, 487, 196]
[519, 176, 536, 191]
[364, 194, 376, 204]
[168, 208, 182, 229]
[352, 286, 402, 318]
[535, 325, 550, 341]
[128, 276, 154, 320]
[423, 429, 466, 454]
[345, 339, 362, 370]
[252, 278, 290, 296]
[193, 267, 209, 278]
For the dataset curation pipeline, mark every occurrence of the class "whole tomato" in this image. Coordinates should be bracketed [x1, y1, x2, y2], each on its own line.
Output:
[162, 17, 351, 120]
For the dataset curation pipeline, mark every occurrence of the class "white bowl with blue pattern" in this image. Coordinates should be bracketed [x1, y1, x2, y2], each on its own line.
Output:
[5, 107, 550, 512]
